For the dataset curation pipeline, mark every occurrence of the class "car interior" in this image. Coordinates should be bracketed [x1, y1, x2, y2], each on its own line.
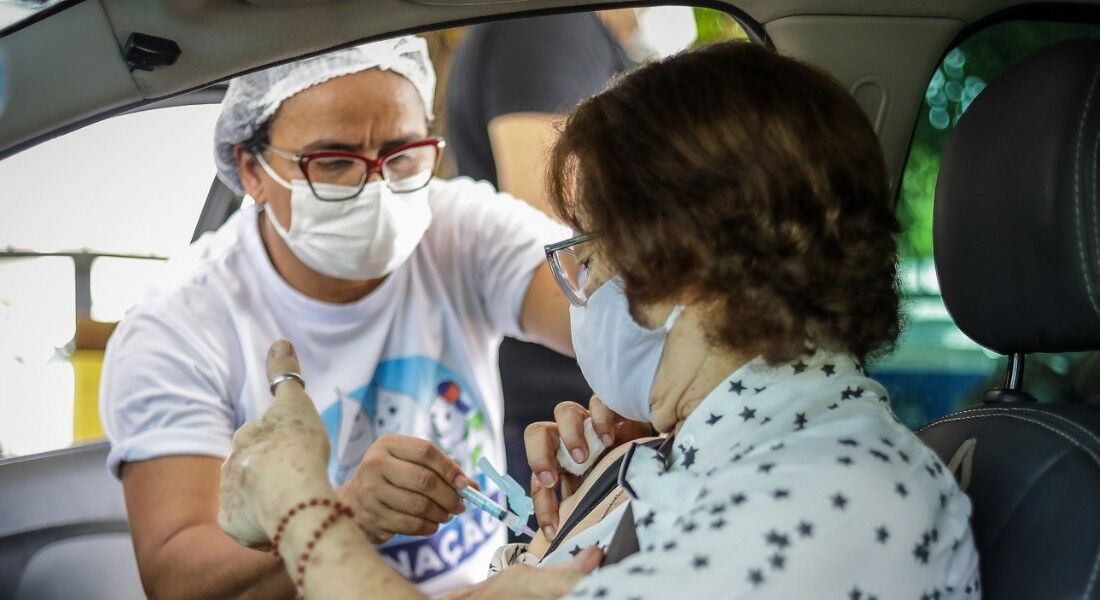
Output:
[1, 1, 1099, 598]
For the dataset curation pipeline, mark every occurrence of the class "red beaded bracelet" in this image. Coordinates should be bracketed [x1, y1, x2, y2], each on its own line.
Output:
[293, 502, 354, 598]
[270, 497, 337, 560]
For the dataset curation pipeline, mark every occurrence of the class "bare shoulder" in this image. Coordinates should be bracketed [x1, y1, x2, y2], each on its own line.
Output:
[526, 436, 663, 557]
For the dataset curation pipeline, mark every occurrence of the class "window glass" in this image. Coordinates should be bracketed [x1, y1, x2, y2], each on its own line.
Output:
[881, 19, 1100, 428]
[90, 257, 170, 323]
[0, 0, 61, 31]
[0, 257, 74, 456]
[0, 103, 219, 255]
[0, 103, 219, 457]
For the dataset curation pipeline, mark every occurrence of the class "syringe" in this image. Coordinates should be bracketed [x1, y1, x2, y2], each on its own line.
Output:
[458, 486, 538, 538]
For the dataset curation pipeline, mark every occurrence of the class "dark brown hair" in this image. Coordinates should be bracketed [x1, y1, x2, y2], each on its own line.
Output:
[548, 41, 900, 364]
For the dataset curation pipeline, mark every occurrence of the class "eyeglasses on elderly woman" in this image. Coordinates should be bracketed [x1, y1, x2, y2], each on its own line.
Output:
[545, 232, 598, 307]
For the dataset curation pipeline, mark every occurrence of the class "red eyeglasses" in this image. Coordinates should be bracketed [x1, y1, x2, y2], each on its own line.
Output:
[265, 137, 446, 201]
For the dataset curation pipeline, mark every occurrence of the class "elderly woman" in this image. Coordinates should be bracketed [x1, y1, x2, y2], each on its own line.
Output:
[220, 41, 980, 598]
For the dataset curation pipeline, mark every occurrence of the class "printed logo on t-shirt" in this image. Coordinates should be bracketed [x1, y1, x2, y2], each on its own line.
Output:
[377, 474, 503, 583]
[319, 356, 502, 583]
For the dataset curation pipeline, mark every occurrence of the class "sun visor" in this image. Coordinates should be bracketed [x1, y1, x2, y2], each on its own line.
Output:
[0, 2, 141, 159]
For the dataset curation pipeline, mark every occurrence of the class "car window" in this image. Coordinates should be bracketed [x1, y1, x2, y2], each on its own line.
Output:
[0, 0, 61, 31]
[879, 18, 1100, 428]
[0, 103, 219, 456]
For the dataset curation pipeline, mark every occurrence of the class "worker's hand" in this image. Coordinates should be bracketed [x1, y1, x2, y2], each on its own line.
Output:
[442, 546, 603, 600]
[524, 395, 652, 540]
[337, 434, 477, 544]
[219, 340, 333, 548]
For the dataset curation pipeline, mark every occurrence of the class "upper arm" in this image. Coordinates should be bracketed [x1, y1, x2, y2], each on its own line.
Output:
[100, 305, 240, 477]
[120, 455, 296, 600]
[439, 180, 571, 346]
[121, 455, 223, 565]
[519, 261, 574, 356]
[487, 113, 564, 215]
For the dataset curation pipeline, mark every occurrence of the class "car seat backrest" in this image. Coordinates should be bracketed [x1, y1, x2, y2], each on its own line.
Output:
[923, 39, 1100, 600]
[0, 442, 145, 599]
[934, 39, 1100, 355]
[918, 405, 1100, 598]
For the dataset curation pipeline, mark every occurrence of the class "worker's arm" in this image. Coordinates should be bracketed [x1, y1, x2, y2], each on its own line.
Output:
[488, 115, 580, 356]
[488, 112, 564, 217]
[122, 438, 480, 598]
[519, 261, 574, 357]
[121, 456, 296, 600]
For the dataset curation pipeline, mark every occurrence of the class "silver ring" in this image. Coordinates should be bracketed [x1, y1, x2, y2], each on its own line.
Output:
[269, 372, 305, 395]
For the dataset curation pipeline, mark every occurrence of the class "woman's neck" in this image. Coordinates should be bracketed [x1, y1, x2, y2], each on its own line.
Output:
[648, 308, 753, 434]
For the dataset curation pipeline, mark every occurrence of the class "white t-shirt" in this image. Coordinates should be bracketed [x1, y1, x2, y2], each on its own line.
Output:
[539, 350, 981, 599]
[100, 177, 569, 596]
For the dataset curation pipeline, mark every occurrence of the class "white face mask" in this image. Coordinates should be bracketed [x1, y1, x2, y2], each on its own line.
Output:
[256, 155, 431, 280]
[569, 276, 684, 423]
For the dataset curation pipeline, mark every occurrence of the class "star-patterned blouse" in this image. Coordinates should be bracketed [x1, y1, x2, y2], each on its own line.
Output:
[538, 350, 981, 599]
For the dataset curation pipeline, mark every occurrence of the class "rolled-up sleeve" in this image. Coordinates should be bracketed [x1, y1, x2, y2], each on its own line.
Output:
[440, 178, 570, 339]
[99, 301, 240, 478]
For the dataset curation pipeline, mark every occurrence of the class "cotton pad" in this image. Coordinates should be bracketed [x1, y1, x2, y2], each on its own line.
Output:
[556, 417, 608, 476]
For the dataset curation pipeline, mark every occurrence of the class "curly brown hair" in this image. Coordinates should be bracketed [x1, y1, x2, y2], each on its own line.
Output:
[548, 41, 900, 364]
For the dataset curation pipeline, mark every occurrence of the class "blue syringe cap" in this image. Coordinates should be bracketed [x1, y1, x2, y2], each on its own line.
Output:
[476, 457, 534, 531]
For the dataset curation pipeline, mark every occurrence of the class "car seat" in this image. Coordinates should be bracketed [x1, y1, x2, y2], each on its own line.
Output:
[918, 39, 1100, 599]
[0, 442, 144, 599]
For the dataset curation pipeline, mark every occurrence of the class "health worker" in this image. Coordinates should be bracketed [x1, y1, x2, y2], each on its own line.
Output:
[99, 35, 573, 599]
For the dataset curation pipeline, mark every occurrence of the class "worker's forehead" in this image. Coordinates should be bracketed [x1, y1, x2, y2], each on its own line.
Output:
[271, 70, 427, 147]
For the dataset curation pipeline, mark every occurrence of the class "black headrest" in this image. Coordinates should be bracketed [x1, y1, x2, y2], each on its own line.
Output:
[934, 39, 1100, 355]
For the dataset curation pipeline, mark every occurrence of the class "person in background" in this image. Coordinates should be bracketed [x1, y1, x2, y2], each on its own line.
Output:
[447, 11, 636, 496]
[100, 36, 573, 598]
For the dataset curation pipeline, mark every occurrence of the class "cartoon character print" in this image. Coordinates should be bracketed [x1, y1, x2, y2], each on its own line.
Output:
[318, 357, 503, 584]
[334, 386, 374, 482]
[320, 357, 493, 489]
[431, 380, 487, 468]
[331, 386, 424, 484]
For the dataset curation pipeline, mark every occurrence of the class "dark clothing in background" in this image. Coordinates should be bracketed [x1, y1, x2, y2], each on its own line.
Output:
[447, 13, 630, 495]
[448, 13, 631, 187]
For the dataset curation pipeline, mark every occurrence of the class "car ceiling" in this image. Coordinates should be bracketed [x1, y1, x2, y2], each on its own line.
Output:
[0, 0, 1098, 190]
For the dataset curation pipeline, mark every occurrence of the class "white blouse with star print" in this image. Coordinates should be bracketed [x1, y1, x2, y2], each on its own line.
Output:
[541, 350, 981, 600]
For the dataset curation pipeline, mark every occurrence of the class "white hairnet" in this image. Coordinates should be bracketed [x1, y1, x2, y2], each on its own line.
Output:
[214, 35, 436, 195]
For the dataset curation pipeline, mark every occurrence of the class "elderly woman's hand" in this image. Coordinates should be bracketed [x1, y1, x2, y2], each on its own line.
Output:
[524, 395, 652, 539]
[219, 340, 333, 547]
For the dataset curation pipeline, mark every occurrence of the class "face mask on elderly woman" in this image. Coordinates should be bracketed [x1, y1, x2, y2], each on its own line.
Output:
[256, 154, 432, 281]
[569, 276, 684, 423]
